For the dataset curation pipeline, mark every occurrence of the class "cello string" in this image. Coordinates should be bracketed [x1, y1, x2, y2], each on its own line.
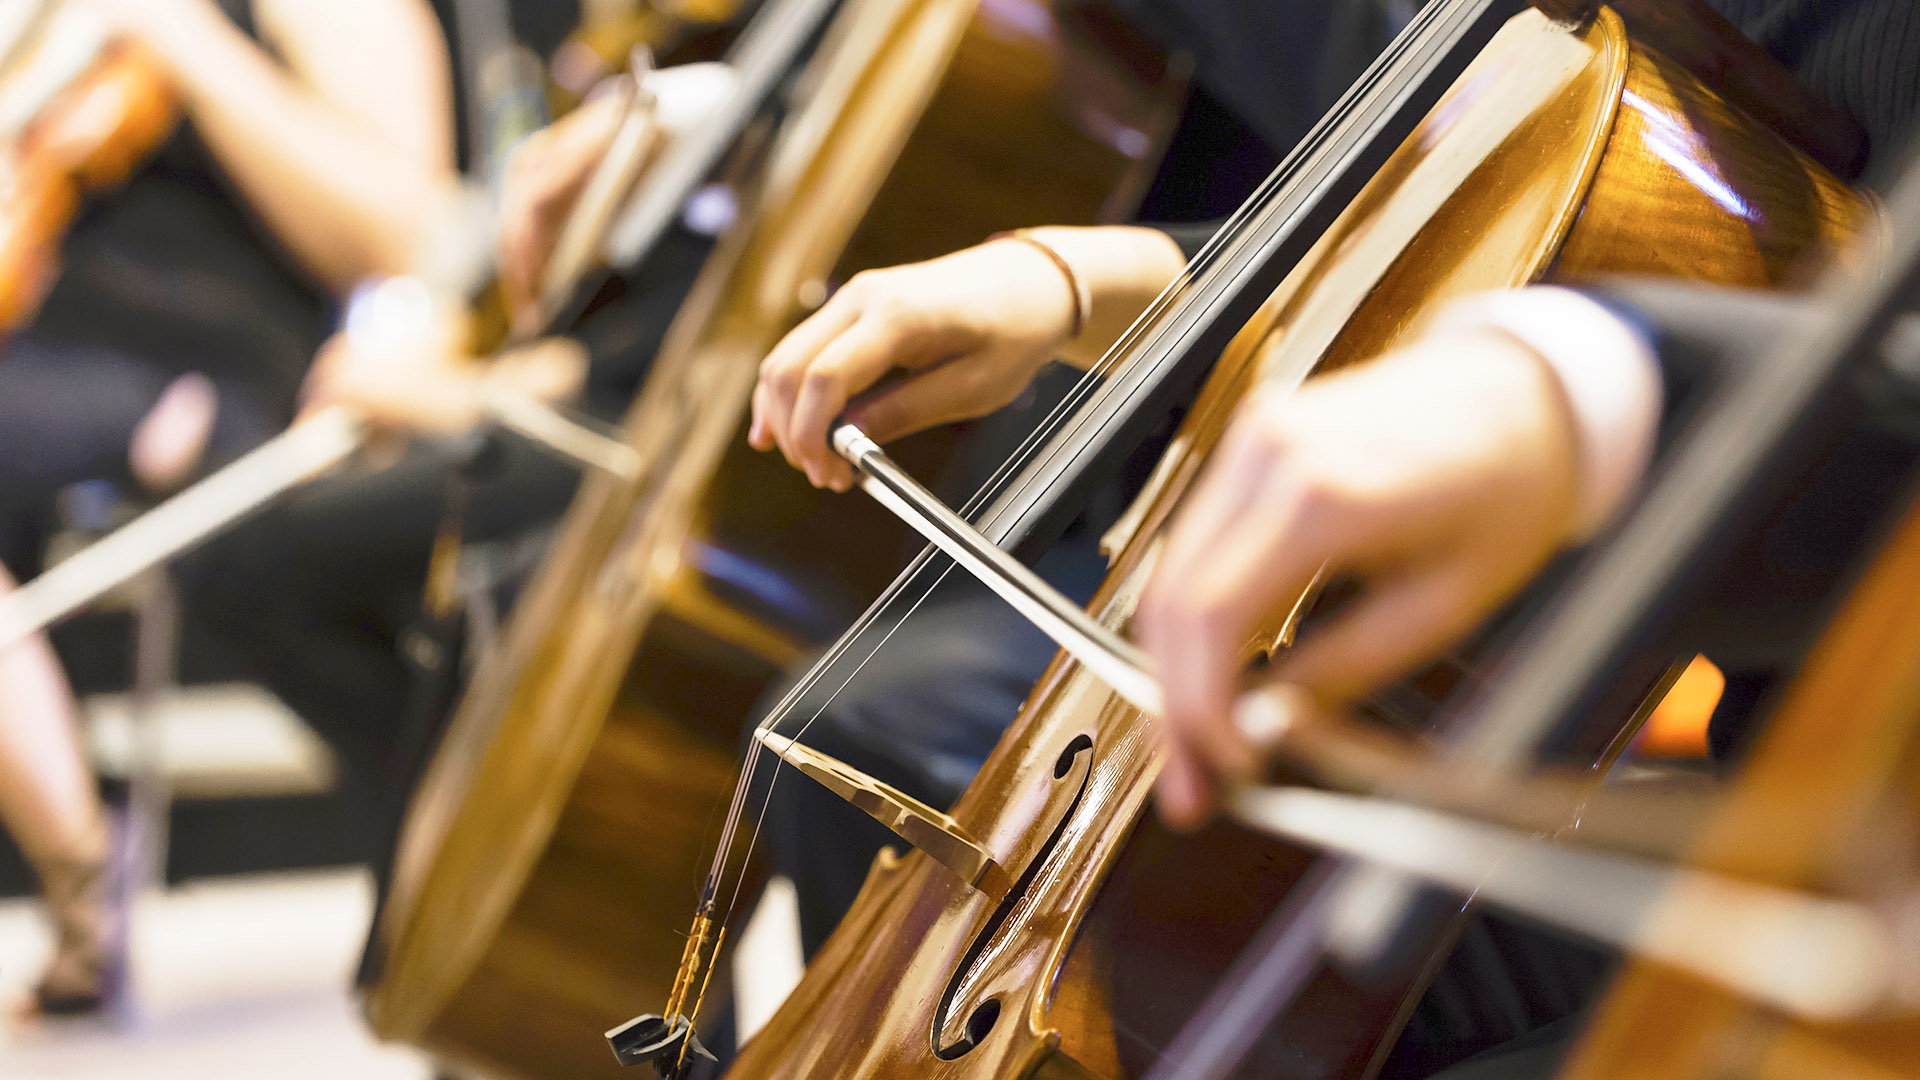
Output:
[934, 0, 1439, 520]
[689, 0, 1466, 997]
[834, 425, 1161, 708]
[685, 0, 1472, 1008]
[702, 543, 956, 909]
[702, 548, 949, 852]
[715, 0, 1455, 850]
[814, 0, 1448, 547]
[729, 0, 1452, 761]
[721, 560, 963, 920]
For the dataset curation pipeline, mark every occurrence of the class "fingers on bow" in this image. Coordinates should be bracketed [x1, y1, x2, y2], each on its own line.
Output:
[1138, 412, 1480, 829]
[752, 292, 958, 491]
[1139, 412, 1330, 827]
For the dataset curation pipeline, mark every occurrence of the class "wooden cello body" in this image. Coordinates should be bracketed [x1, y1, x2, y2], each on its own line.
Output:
[724, 8, 1862, 1080]
[364, 3, 1182, 1078]
[1559, 427, 1920, 1078]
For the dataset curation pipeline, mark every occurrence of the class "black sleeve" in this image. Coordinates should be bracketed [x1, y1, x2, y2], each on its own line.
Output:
[1579, 280, 1816, 454]
[1578, 277, 1920, 762]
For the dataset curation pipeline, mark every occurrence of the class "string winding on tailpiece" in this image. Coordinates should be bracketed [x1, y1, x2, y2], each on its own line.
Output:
[606, 901, 722, 1077]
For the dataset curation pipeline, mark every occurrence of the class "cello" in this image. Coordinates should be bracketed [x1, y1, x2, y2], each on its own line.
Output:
[365, 3, 1183, 1078]
[1558, 403, 1920, 1079]
[642, 1, 1874, 1078]
[1216, 151, 1920, 1080]
[1536, 147, 1920, 1080]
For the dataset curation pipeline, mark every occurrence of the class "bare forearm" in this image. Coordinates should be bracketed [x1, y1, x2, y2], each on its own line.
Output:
[1017, 226, 1189, 369]
[134, 1, 455, 290]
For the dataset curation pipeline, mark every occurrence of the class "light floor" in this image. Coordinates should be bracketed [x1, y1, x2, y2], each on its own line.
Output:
[0, 680, 806, 1079]
[0, 868, 430, 1079]
[0, 868, 806, 1079]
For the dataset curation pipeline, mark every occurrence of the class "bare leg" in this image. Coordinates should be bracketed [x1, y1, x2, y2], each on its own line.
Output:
[0, 565, 113, 1011]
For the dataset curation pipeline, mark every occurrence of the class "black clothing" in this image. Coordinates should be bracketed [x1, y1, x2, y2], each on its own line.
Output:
[1581, 0, 1920, 753]
[1155, 0, 1920, 262]
[26, 0, 332, 412]
[185, 438, 576, 863]
[184, 226, 715, 833]
[429, 0, 575, 173]
[0, 0, 328, 551]
[1114, 0, 1419, 157]
[0, 342, 275, 524]
[1714, 0, 1920, 177]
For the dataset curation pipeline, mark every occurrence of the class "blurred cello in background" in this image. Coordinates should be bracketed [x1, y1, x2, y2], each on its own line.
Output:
[1134, 55, 1920, 1080]
[1549, 199, 1920, 1080]
[546, 0, 749, 106]
[1225, 185, 1920, 1080]
[0, 1, 177, 330]
[364, 2, 1183, 1078]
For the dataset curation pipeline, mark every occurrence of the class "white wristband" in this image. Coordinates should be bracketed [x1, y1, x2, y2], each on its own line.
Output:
[1432, 287, 1663, 539]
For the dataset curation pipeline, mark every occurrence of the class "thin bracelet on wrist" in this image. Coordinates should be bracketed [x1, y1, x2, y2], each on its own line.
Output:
[991, 229, 1092, 342]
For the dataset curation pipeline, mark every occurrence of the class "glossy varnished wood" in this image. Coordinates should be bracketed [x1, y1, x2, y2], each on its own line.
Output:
[363, 3, 1181, 1078]
[724, 9, 1865, 1080]
[1559, 495, 1920, 1078]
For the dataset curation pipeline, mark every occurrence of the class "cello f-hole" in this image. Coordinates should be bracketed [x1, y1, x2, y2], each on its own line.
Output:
[934, 733, 1096, 1059]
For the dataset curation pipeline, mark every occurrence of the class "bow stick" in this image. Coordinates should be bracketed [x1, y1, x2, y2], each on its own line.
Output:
[0, 392, 640, 650]
[822, 420, 1918, 1023]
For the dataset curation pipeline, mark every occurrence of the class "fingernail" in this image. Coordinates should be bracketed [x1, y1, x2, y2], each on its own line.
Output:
[1235, 684, 1307, 750]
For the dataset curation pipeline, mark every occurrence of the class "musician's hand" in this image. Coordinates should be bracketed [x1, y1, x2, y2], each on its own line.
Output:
[1136, 330, 1585, 829]
[750, 226, 1188, 491]
[498, 87, 629, 333]
[499, 63, 734, 334]
[301, 300, 586, 434]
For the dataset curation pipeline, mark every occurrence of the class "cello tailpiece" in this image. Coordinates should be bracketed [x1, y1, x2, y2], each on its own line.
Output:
[605, 1012, 719, 1079]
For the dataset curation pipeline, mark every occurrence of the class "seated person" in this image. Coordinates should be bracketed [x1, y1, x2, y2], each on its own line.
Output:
[178, 56, 732, 882]
[0, 0, 453, 1015]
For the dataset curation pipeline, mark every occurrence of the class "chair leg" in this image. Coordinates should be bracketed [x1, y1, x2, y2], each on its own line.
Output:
[125, 571, 179, 893]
